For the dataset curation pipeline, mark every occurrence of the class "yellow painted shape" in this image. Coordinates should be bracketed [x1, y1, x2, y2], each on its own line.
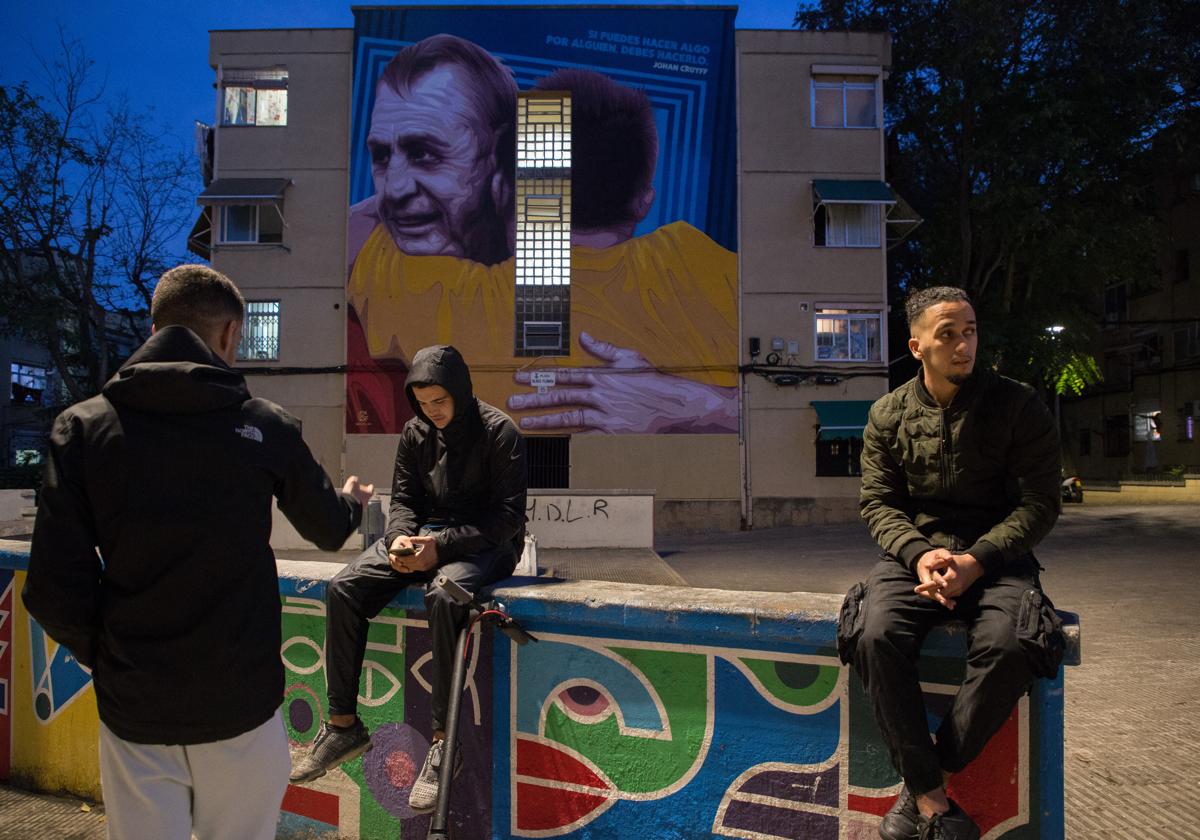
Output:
[10, 570, 101, 799]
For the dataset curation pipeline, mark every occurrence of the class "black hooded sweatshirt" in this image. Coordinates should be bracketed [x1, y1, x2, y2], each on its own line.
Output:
[385, 345, 527, 565]
[23, 326, 362, 744]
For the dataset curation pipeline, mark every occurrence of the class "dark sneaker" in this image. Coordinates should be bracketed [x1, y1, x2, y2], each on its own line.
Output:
[289, 719, 372, 783]
[879, 786, 919, 839]
[408, 739, 463, 813]
[917, 801, 980, 840]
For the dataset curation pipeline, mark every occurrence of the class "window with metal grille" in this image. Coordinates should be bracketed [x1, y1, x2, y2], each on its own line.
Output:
[815, 437, 864, 476]
[237, 300, 281, 361]
[815, 309, 883, 362]
[10, 362, 48, 406]
[526, 435, 569, 488]
[515, 91, 572, 356]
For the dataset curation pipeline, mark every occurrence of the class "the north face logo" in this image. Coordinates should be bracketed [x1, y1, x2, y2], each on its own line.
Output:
[235, 424, 264, 443]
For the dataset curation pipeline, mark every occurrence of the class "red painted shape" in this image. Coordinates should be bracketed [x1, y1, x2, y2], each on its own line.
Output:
[848, 792, 896, 818]
[947, 706, 1022, 836]
[281, 784, 340, 825]
[516, 736, 608, 790]
[517, 781, 609, 832]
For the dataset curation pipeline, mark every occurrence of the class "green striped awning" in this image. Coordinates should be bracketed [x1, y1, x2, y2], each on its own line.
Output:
[813, 400, 874, 440]
[812, 180, 896, 204]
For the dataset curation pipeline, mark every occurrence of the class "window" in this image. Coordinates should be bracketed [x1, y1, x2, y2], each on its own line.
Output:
[1079, 428, 1091, 456]
[10, 363, 48, 406]
[527, 436, 570, 488]
[815, 309, 883, 362]
[816, 438, 864, 476]
[237, 301, 280, 361]
[812, 74, 878, 128]
[1179, 403, 1196, 443]
[219, 205, 283, 245]
[815, 203, 881, 248]
[1132, 330, 1162, 371]
[1104, 414, 1131, 457]
[222, 68, 288, 126]
[1175, 321, 1200, 361]
[1103, 283, 1128, 327]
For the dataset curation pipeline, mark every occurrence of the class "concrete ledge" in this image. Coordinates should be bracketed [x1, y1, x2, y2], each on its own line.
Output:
[1, 543, 1080, 839]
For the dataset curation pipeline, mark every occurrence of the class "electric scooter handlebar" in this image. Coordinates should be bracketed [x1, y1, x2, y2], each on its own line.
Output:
[432, 574, 537, 646]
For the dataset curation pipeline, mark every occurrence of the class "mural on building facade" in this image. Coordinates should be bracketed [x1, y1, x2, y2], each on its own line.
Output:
[345, 7, 739, 436]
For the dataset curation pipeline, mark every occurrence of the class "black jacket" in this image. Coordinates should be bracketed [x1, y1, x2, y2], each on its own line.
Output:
[384, 345, 527, 565]
[23, 326, 361, 744]
[859, 368, 1061, 576]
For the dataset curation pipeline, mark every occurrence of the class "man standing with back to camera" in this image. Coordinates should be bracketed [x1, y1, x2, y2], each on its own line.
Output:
[23, 264, 373, 839]
[291, 344, 527, 815]
[839, 287, 1065, 840]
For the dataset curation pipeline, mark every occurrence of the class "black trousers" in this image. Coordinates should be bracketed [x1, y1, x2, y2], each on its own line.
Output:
[325, 535, 515, 732]
[852, 558, 1039, 796]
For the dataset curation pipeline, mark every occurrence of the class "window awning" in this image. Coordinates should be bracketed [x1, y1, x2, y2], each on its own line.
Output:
[186, 207, 212, 260]
[886, 191, 923, 249]
[813, 400, 875, 440]
[197, 178, 291, 207]
[812, 180, 896, 205]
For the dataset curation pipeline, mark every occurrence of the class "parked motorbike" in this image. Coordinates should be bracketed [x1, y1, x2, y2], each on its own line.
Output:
[1061, 475, 1083, 503]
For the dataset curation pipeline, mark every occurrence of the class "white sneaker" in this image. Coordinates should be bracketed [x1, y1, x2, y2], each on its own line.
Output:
[408, 739, 461, 813]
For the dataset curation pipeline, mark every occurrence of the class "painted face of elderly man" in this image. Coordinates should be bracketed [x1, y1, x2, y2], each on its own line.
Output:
[352, 34, 516, 267]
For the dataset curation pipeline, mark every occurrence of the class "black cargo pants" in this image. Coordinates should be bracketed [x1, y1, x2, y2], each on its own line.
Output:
[845, 557, 1045, 796]
[324, 533, 515, 732]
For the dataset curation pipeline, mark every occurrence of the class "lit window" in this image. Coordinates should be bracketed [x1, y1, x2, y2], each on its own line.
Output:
[812, 74, 877, 128]
[815, 203, 881, 248]
[815, 309, 882, 362]
[237, 301, 281, 361]
[218, 205, 284, 245]
[222, 68, 288, 126]
[10, 363, 49, 406]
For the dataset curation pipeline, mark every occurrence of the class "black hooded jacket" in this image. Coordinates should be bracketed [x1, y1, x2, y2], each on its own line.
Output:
[23, 326, 362, 744]
[384, 345, 527, 565]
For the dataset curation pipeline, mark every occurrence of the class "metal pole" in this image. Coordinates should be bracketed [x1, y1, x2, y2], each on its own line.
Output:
[427, 620, 472, 840]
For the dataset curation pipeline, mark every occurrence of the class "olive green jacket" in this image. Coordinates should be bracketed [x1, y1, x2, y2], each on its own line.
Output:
[859, 368, 1061, 576]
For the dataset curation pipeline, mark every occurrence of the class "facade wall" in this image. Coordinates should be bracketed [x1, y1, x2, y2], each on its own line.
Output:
[208, 29, 353, 480]
[736, 31, 892, 523]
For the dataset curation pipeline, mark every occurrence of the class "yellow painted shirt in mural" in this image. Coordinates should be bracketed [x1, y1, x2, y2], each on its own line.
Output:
[347, 220, 737, 416]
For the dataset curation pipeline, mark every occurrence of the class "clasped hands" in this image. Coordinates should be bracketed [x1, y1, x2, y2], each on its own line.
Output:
[387, 534, 439, 574]
[914, 548, 983, 610]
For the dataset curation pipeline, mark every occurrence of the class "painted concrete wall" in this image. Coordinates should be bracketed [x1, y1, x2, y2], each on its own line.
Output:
[1, 546, 1078, 839]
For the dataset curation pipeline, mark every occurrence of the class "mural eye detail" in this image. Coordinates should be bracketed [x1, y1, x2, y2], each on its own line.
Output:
[558, 684, 611, 718]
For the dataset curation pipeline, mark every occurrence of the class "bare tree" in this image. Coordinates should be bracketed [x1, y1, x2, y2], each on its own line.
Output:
[0, 32, 197, 402]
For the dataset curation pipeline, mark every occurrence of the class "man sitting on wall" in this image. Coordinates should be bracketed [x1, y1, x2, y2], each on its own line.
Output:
[291, 345, 527, 814]
[839, 286, 1064, 840]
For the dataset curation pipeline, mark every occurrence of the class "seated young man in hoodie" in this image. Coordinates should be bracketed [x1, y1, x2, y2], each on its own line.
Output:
[24, 264, 372, 840]
[291, 345, 527, 813]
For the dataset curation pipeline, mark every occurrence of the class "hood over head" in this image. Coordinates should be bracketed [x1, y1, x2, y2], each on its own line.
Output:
[405, 345, 482, 445]
[103, 325, 249, 415]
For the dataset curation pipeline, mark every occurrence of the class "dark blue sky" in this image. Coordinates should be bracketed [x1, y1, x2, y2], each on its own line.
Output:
[3, 1, 797, 264]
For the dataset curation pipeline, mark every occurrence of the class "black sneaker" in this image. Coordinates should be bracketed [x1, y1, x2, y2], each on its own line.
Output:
[289, 719, 372, 783]
[879, 786, 919, 839]
[917, 801, 980, 840]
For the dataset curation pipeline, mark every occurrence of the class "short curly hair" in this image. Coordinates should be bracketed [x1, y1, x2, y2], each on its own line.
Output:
[151, 264, 245, 335]
[905, 286, 973, 331]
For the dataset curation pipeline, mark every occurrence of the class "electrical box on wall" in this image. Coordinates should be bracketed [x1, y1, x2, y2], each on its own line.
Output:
[771, 337, 785, 351]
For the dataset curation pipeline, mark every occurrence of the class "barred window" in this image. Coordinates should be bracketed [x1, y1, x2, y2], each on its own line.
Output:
[237, 301, 280, 361]
[222, 67, 288, 126]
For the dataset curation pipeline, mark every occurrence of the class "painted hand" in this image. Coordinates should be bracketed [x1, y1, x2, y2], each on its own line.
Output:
[508, 332, 737, 434]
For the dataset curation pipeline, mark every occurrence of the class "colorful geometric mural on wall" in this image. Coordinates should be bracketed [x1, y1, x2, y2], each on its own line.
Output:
[1, 569, 12, 781]
[345, 6, 739, 436]
[501, 634, 1036, 840]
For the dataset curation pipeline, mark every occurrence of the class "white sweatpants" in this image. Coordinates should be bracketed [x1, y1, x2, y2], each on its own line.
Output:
[98, 708, 290, 840]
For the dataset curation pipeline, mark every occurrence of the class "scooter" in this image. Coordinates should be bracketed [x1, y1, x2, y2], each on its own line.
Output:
[426, 574, 536, 840]
[1061, 474, 1083, 503]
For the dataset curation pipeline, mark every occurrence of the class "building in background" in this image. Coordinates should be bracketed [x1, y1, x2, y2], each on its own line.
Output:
[1061, 142, 1200, 478]
[194, 8, 900, 536]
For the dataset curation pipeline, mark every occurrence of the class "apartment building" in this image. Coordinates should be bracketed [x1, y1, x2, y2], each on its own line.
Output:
[192, 8, 898, 535]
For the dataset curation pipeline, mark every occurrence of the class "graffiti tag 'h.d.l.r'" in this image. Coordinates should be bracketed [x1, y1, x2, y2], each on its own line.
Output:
[526, 498, 610, 524]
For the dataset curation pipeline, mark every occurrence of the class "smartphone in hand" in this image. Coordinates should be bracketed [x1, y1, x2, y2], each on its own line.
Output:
[389, 544, 417, 556]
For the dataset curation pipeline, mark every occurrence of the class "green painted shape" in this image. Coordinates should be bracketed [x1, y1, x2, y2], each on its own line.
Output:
[848, 668, 901, 789]
[738, 658, 839, 707]
[543, 646, 707, 794]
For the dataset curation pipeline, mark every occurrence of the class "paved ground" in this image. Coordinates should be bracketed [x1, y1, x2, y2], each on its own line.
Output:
[4, 503, 1197, 838]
